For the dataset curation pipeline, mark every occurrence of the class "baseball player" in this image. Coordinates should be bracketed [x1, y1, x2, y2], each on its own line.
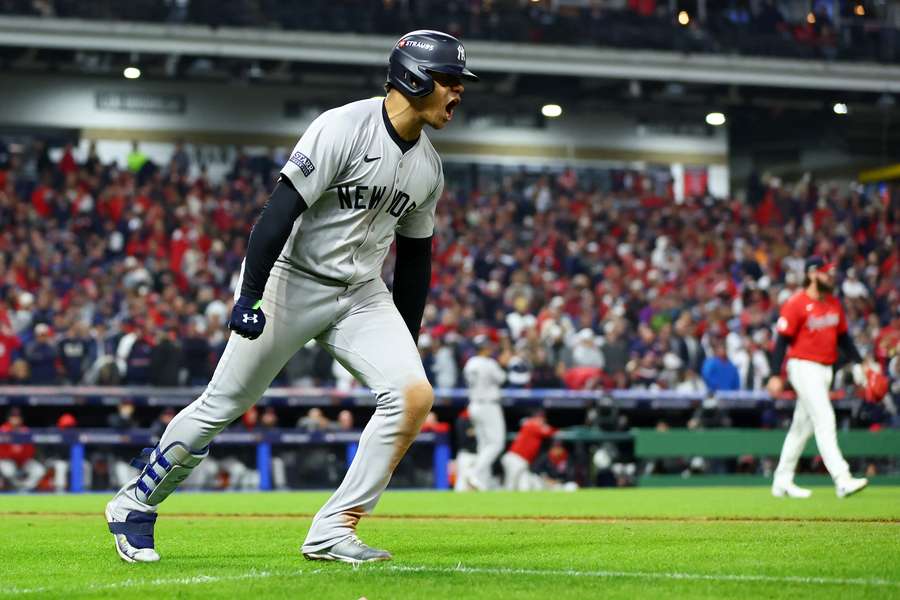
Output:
[501, 409, 557, 491]
[105, 30, 477, 564]
[767, 257, 869, 499]
[462, 335, 507, 490]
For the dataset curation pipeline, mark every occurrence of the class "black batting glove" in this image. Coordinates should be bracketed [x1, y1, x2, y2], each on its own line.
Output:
[228, 295, 266, 340]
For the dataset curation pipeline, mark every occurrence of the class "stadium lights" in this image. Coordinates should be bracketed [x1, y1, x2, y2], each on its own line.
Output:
[123, 66, 141, 79]
[833, 102, 849, 115]
[677, 11, 690, 26]
[705, 112, 726, 126]
[541, 104, 562, 118]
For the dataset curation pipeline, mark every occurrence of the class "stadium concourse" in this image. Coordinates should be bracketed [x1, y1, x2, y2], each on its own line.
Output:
[0, 139, 898, 491]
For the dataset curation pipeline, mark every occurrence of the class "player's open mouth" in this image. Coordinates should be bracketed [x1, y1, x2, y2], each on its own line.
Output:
[445, 98, 460, 120]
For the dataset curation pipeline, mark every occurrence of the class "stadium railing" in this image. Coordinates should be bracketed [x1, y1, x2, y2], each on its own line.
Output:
[2, 386, 882, 492]
[0, 428, 450, 493]
[0, 386, 861, 410]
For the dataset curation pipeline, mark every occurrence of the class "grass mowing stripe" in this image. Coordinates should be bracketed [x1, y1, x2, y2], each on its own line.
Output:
[5, 511, 899, 525]
[3, 565, 897, 596]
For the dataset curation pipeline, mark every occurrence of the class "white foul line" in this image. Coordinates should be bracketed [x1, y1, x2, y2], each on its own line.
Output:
[385, 564, 900, 588]
[2, 564, 898, 596]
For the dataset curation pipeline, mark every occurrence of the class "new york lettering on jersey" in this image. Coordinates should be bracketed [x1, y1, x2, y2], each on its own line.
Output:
[336, 185, 417, 218]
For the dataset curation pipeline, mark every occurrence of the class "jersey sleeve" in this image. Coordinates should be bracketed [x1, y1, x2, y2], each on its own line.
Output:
[776, 297, 803, 338]
[280, 110, 352, 207]
[395, 169, 443, 239]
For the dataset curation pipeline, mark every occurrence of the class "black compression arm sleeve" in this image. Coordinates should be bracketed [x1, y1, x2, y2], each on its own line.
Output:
[769, 334, 791, 377]
[837, 332, 863, 364]
[393, 234, 432, 344]
[240, 179, 308, 299]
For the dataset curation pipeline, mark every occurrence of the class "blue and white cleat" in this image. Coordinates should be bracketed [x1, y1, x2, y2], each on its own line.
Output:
[106, 500, 160, 563]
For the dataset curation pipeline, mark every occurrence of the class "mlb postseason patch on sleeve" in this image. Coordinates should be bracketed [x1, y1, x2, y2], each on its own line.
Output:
[289, 151, 316, 177]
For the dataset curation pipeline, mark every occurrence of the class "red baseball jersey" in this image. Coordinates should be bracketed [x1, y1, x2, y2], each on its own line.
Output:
[776, 290, 847, 366]
[509, 418, 557, 463]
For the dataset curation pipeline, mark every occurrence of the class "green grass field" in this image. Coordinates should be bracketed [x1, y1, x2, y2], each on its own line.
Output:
[1, 487, 898, 599]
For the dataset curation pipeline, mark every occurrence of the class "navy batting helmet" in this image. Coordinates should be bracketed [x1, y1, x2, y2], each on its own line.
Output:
[387, 30, 478, 98]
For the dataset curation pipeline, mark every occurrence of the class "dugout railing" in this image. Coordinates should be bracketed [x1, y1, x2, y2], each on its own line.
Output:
[1, 386, 892, 492]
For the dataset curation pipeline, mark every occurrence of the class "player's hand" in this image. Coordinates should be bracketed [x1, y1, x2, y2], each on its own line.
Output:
[766, 375, 784, 397]
[228, 295, 266, 340]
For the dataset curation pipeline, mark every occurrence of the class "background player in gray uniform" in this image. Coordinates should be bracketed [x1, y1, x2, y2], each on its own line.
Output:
[105, 30, 477, 564]
[462, 335, 507, 490]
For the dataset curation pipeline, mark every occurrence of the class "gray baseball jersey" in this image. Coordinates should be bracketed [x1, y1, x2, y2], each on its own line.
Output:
[279, 98, 444, 283]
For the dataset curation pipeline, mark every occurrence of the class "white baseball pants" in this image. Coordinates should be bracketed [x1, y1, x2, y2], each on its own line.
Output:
[774, 358, 850, 483]
[467, 402, 505, 489]
[112, 264, 430, 553]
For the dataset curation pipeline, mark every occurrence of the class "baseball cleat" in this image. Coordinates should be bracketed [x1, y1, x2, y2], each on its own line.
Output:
[106, 501, 161, 563]
[835, 477, 868, 498]
[771, 481, 812, 499]
[303, 537, 392, 564]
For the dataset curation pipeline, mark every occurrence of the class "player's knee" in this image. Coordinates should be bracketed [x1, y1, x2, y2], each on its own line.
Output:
[403, 380, 434, 419]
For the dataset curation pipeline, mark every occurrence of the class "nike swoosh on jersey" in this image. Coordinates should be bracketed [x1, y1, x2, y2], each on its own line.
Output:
[363, 155, 381, 163]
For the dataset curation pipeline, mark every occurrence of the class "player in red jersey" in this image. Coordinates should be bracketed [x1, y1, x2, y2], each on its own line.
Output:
[766, 257, 869, 499]
[501, 410, 557, 491]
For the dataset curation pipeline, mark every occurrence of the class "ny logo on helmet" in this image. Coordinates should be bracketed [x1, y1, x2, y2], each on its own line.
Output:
[242, 313, 259, 324]
[457, 45, 465, 61]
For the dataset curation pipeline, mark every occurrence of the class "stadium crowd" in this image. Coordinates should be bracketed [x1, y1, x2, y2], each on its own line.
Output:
[3, 0, 898, 64]
[0, 139, 898, 401]
[0, 137, 898, 492]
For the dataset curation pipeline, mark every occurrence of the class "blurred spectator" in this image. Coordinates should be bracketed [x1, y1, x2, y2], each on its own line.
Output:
[570, 328, 604, 369]
[150, 407, 176, 438]
[106, 399, 140, 488]
[533, 440, 579, 491]
[122, 322, 155, 385]
[106, 399, 139, 430]
[58, 322, 91, 384]
[297, 407, 331, 432]
[0, 322, 23, 382]
[0, 407, 47, 491]
[675, 369, 708, 393]
[731, 330, 771, 390]
[126, 140, 147, 174]
[420, 411, 450, 434]
[24, 323, 59, 384]
[149, 327, 183, 386]
[701, 339, 741, 391]
[335, 409, 355, 431]
[673, 313, 705, 374]
[49, 412, 92, 491]
[431, 335, 459, 389]
[170, 140, 191, 176]
[181, 321, 212, 385]
[601, 319, 630, 380]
